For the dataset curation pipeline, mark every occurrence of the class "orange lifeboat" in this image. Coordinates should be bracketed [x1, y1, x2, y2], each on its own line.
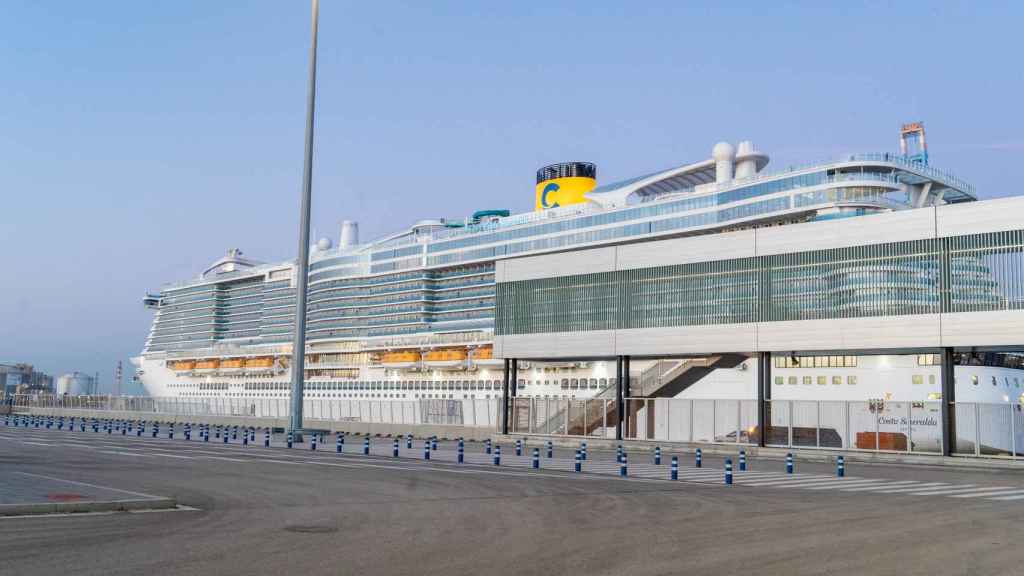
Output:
[424, 348, 468, 368]
[194, 359, 220, 370]
[169, 360, 196, 371]
[245, 357, 275, 369]
[220, 358, 244, 369]
[381, 350, 421, 368]
[472, 345, 502, 367]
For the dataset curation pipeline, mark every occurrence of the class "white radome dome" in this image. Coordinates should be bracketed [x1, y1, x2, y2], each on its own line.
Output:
[712, 141, 735, 161]
[316, 237, 333, 251]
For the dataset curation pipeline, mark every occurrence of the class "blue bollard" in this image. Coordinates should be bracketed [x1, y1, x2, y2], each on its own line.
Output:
[725, 459, 733, 485]
[837, 455, 845, 477]
[153, 423, 159, 438]
[655, 446, 662, 465]
[696, 448, 702, 468]
[739, 450, 746, 472]
[122, 422, 128, 436]
[311, 434, 317, 451]
[431, 436, 438, 451]
[546, 440, 553, 459]
[485, 439, 492, 455]
[457, 439, 464, 463]
[287, 432, 294, 449]
[532, 447, 540, 469]
[336, 433, 343, 453]
[204, 425, 210, 442]
[265, 429, 270, 448]
[137, 422, 143, 437]
[249, 428, 255, 443]
[223, 428, 229, 444]
[232, 426, 238, 441]
[617, 445, 623, 463]
[215, 426, 221, 439]
[786, 452, 794, 474]
[581, 441, 587, 461]
[671, 455, 679, 480]
[516, 439, 522, 457]
[393, 438, 400, 458]
[363, 438, 370, 456]
[242, 429, 248, 446]
[185, 424, 191, 441]
[493, 445, 501, 466]
[424, 440, 431, 460]
[406, 434, 412, 450]
[574, 449, 582, 473]
[620, 452, 628, 477]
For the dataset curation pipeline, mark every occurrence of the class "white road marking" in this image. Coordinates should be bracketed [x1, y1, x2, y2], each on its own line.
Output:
[988, 493, 1024, 501]
[951, 489, 1024, 499]
[903, 485, 978, 496]
[873, 482, 949, 494]
[14, 472, 166, 500]
[838, 480, 923, 492]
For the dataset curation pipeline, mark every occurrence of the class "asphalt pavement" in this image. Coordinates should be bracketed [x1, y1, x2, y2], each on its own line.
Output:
[0, 422, 1022, 576]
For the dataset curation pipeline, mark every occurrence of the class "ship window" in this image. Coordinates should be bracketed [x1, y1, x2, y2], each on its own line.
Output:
[570, 379, 579, 389]
[599, 378, 608, 387]
[561, 379, 569, 389]
[832, 376, 842, 385]
[590, 378, 598, 389]
[929, 375, 936, 385]
[848, 375, 857, 385]
[788, 376, 797, 385]
[817, 376, 826, 385]
[912, 375, 924, 385]
[775, 376, 784, 386]
[802, 376, 812, 385]
[971, 375, 978, 386]
[992, 376, 998, 386]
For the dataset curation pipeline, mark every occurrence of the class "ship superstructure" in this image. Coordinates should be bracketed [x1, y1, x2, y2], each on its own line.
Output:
[135, 132, 1024, 414]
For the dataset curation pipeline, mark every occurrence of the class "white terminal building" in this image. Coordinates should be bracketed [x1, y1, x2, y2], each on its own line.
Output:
[135, 124, 1024, 456]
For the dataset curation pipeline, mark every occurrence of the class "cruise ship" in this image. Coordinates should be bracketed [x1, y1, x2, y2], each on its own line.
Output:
[134, 124, 1024, 451]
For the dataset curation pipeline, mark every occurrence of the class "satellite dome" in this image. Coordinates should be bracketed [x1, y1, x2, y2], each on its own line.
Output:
[712, 141, 735, 161]
[316, 237, 333, 251]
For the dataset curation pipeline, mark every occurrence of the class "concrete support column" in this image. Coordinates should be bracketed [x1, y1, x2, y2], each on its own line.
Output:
[758, 352, 771, 447]
[615, 356, 624, 441]
[941, 347, 956, 456]
[502, 358, 511, 435]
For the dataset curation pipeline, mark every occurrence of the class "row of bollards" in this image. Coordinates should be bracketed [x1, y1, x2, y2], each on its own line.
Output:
[5, 417, 856, 483]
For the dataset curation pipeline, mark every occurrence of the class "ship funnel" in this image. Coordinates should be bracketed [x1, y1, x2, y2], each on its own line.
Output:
[340, 220, 359, 249]
[735, 141, 757, 179]
[535, 162, 596, 211]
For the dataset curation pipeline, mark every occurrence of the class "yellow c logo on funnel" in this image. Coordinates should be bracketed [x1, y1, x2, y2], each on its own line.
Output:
[535, 176, 596, 211]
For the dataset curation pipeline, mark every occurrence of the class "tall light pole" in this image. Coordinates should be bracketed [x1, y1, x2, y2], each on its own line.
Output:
[289, 0, 320, 440]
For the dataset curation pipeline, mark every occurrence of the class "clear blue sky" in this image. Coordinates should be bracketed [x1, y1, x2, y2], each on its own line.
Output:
[2, 1, 1022, 393]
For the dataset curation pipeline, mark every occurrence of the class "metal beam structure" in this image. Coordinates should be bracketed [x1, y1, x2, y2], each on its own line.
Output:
[941, 347, 956, 456]
[501, 359, 511, 435]
[615, 356, 624, 441]
[758, 352, 771, 447]
[288, 0, 320, 440]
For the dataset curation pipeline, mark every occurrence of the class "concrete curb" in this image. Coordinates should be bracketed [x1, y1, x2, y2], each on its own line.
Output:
[0, 497, 177, 517]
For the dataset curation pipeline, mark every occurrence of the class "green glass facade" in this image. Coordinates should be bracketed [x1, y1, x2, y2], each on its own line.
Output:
[496, 229, 1024, 335]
